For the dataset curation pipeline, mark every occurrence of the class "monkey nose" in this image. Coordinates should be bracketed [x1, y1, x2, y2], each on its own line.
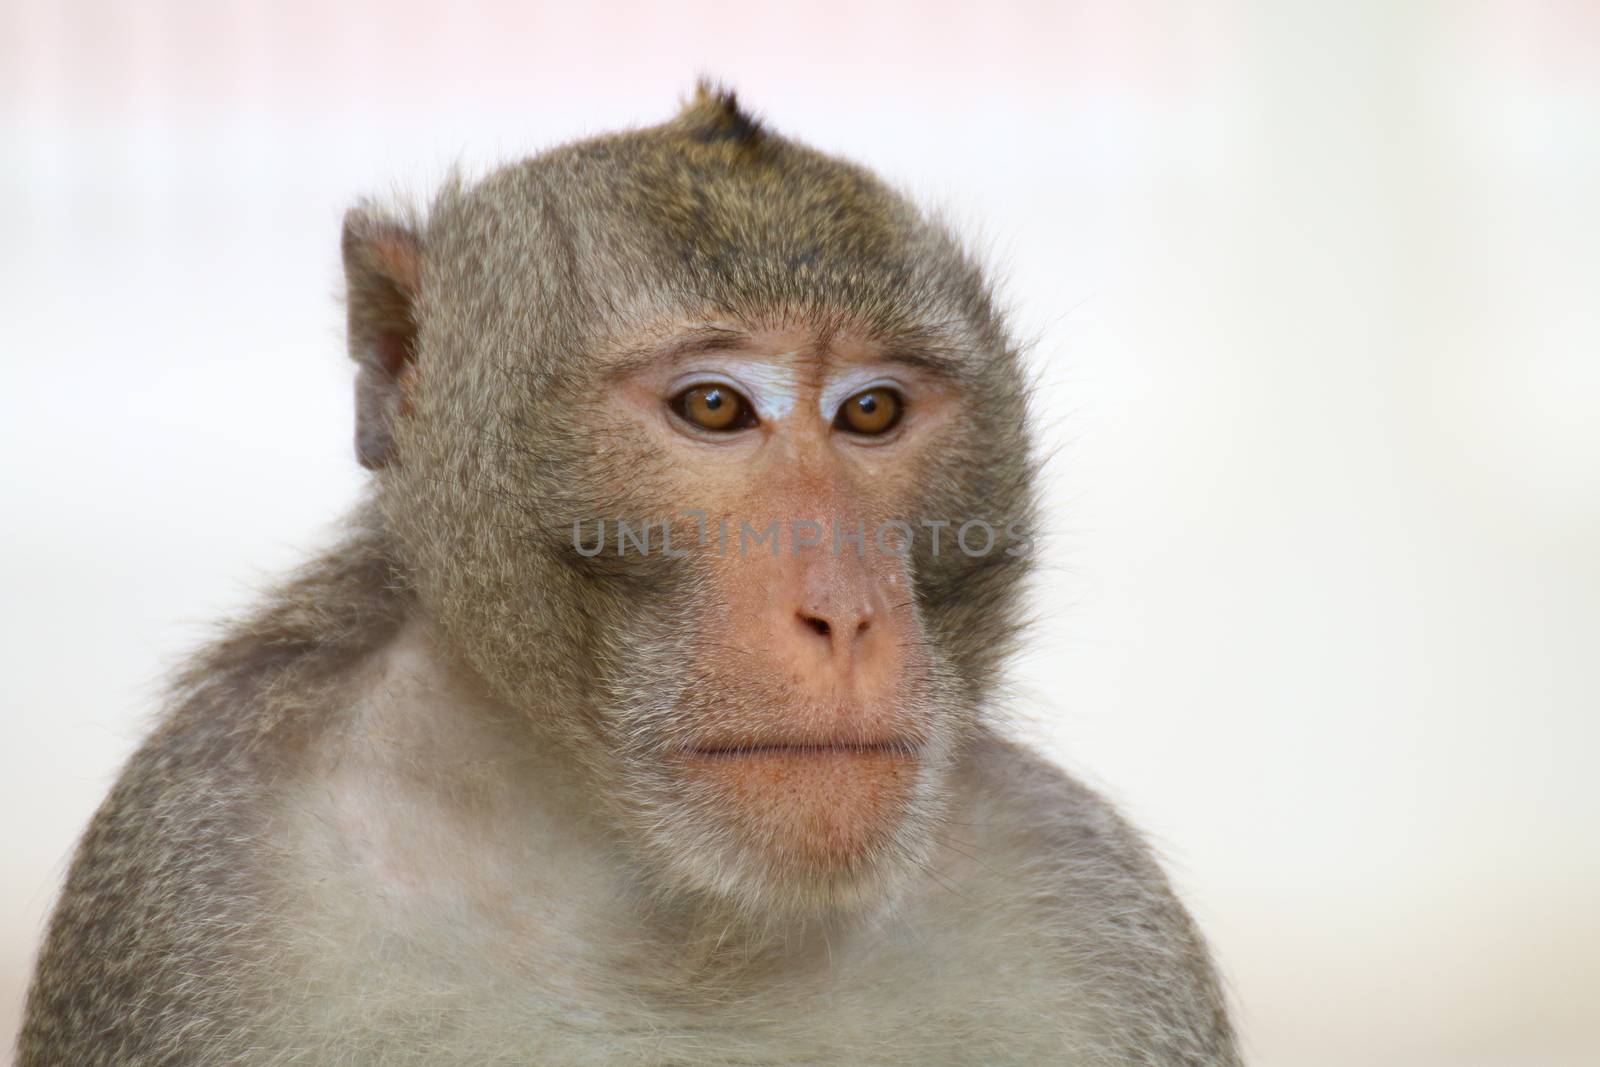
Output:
[794, 599, 876, 663]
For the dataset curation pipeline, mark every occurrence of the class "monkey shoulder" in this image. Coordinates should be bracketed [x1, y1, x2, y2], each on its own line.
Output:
[17, 710, 284, 1066]
[18, 575, 398, 1066]
[911, 730, 1240, 1066]
[949, 729, 1173, 897]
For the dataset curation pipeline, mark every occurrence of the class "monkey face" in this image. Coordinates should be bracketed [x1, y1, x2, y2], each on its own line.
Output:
[367, 106, 1039, 915]
[569, 324, 977, 913]
[384, 295, 1036, 915]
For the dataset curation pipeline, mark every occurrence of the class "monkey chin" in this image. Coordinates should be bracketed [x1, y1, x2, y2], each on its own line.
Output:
[668, 741, 938, 916]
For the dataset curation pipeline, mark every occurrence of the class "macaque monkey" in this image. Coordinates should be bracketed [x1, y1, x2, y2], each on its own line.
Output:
[19, 86, 1239, 1065]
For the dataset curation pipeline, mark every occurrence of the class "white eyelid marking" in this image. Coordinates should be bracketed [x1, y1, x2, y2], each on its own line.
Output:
[820, 371, 906, 422]
[735, 361, 804, 420]
[668, 361, 804, 422]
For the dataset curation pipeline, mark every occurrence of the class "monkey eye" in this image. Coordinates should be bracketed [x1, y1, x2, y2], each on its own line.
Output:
[671, 382, 758, 433]
[834, 387, 904, 436]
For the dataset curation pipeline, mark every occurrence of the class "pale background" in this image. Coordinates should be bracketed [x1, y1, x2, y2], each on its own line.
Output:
[2, 2, 1597, 1064]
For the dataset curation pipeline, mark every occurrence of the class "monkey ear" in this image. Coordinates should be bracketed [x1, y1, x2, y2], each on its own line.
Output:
[342, 208, 422, 470]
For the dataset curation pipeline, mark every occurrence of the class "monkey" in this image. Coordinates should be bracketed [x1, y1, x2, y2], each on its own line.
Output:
[18, 84, 1240, 1066]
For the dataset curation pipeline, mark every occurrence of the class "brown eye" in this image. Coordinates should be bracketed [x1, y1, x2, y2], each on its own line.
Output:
[672, 383, 756, 433]
[835, 387, 903, 436]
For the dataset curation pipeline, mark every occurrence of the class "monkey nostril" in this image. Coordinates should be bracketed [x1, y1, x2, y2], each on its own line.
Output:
[802, 615, 832, 639]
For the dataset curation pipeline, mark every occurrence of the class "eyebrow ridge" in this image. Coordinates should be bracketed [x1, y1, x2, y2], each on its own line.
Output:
[870, 343, 965, 379]
[608, 325, 968, 382]
[609, 328, 754, 377]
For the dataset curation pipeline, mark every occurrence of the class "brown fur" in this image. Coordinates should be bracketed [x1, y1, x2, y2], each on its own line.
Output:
[18, 83, 1239, 1065]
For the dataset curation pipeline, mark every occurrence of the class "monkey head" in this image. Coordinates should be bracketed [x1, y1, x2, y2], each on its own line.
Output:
[342, 86, 1037, 918]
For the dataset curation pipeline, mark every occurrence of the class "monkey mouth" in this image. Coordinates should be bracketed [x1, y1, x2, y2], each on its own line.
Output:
[685, 739, 920, 760]
[678, 737, 924, 868]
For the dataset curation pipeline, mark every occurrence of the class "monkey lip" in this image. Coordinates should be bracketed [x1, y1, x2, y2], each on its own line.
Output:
[684, 739, 919, 760]
[680, 737, 922, 866]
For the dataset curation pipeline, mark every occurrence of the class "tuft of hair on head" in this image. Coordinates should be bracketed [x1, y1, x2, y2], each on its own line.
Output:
[677, 78, 765, 149]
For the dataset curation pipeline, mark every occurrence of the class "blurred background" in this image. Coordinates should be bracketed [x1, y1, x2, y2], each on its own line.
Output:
[2, 2, 1596, 1064]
